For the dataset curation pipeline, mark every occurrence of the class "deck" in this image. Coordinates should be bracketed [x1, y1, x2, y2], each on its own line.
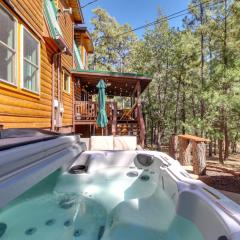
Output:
[73, 100, 144, 145]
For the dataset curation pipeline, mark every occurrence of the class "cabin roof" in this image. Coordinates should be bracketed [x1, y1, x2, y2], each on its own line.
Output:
[74, 24, 94, 53]
[72, 69, 152, 97]
[68, 0, 84, 23]
[44, 0, 72, 55]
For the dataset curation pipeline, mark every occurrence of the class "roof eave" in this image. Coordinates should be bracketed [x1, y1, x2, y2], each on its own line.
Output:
[74, 25, 94, 53]
[70, 0, 84, 23]
[56, 36, 72, 56]
[71, 69, 152, 81]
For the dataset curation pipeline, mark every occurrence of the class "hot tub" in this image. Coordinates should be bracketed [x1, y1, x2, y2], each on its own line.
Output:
[0, 148, 240, 239]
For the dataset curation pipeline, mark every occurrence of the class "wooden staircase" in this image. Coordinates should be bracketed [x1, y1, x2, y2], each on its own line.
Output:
[116, 121, 139, 136]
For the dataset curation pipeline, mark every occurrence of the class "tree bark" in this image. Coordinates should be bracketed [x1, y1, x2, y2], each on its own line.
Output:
[181, 85, 186, 134]
[179, 138, 189, 166]
[223, 0, 229, 161]
[185, 141, 192, 165]
[192, 141, 207, 176]
[200, 1, 205, 136]
[209, 140, 213, 157]
[218, 138, 224, 164]
[169, 134, 178, 159]
[224, 120, 229, 160]
[214, 138, 217, 155]
[174, 77, 181, 134]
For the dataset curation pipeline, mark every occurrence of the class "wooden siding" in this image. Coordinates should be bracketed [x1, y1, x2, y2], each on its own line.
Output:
[0, 1, 54, 129]
[9, 0, 43, 36]
[58, 0, 74, 127]
[75, 32, 89, 69]
[0, 0, 83, 131]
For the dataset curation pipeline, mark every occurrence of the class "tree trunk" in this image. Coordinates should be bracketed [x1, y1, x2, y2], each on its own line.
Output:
[200, 2, 205, 136]
[150, 121, 154, 149]
[209, 140, 213, 157]
[157, 122, 161, 151]
[223, 0, 229, 161]
[174, 77, 181, 134]
[218, 138, 224, 164]
[169, 134, 178, 159]
[219, 106, 225, 164]
[214, 138, 217, 155]
[179, 138, 189, 166]
[224, 120, 229, 160]
[192, 141, 207, 176]
[181, 86, 186, 135]
[185, 141, 192, 165]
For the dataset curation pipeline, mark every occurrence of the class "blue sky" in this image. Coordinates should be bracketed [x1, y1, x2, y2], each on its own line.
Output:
[81, 0, 190, 37]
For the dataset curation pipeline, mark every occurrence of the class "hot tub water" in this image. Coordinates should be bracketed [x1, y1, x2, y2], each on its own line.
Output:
[0, 164, 205, 240]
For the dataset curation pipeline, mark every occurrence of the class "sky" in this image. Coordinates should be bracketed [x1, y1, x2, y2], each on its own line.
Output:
[81, 0, 191, 37]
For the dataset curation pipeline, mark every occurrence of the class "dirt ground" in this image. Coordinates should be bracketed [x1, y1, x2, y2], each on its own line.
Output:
[148, 145, 240, 203]
[200, 154, 240, 193]
[183, 153, 240, 204]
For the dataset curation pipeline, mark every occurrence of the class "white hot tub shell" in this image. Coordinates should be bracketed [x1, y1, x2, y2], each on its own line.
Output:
[67, 150, 240, 240]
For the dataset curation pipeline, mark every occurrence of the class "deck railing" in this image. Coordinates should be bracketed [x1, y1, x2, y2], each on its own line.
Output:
[74, 100, 145, 145]
[75, 101, 97, 121]
[74, 101, 115, 121]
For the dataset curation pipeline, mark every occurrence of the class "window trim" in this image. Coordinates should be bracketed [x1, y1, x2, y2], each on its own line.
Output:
[20, 25, 41, 94]
[0, 3, 18, 86]
[63, 70, 71, 94]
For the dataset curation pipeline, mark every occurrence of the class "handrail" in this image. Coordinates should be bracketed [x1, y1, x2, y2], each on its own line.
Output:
[75, 101, 97, 120]
[74, 101, 115, 122]
[120, 102, 138, 120]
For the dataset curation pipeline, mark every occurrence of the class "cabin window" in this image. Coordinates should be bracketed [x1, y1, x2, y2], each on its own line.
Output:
[63, 71, 70, 93]
[22, 27, 40, 93]
[0, 5, 17, 85]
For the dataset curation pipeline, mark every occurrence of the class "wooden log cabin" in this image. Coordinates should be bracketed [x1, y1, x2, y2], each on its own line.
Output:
[0, 0, 151, 146]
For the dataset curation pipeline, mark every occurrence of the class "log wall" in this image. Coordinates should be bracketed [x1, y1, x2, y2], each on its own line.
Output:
[58, 0, 74, 128]
[0, 1, 54, 129]
[0, 0, 79, 132]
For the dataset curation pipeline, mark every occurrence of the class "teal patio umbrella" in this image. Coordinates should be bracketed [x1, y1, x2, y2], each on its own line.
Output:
[96, 80, 108, 130]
